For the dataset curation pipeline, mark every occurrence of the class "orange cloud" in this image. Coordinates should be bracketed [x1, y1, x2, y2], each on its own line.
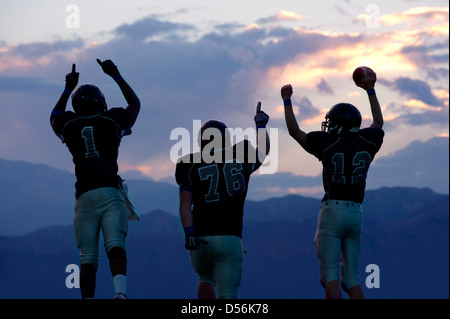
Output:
[379, 7, 449, 26]
[119, 158, 176, 181]
[277, 10, 303, 21]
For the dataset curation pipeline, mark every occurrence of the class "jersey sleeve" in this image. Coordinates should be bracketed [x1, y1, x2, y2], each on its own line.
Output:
[105, 108, 132, 136]
[359, 127, 384, 153]
[305, 131, 330, 161]
[51, 111, 77, 143]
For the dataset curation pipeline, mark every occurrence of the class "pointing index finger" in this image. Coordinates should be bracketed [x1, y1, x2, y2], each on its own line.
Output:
[72, 64, 76, 73]
[256, 101, 261, 113]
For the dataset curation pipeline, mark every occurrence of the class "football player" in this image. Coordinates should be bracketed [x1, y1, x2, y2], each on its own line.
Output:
[175, 103, 270, 299]
[281, 68, 384, 299]
[50, 59, 141, 299]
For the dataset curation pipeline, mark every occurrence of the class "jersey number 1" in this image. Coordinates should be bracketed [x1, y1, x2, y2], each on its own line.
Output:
[81, 126, 99, 159]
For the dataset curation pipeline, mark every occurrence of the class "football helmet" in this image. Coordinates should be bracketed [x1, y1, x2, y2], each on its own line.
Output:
[197, 119, 231, 150]
[72, 84, 107, 116]
[321, 103, 361, 134]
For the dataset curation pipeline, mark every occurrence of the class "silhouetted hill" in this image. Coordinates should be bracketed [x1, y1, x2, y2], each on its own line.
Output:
[1, 157, 448, 299]
[0, 193, 447, 299]
[363, 186, 448, 220]
[2, 156, 447, 236]
[0, 158, 179, 236]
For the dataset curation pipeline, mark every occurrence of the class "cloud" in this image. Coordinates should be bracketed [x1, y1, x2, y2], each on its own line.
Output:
[257, 10, 303, 25]
[400, 40, 450, 75]
[11, 39, 84, 59]
[293, 96, 321, 119]
[316, 78, 334, 95]
[0, 75, 59, 94]
[379, 6, 449, 27]
[0, 7, 448, 183]
[113, 16, 195, 41]
[392, 77, 442, 107]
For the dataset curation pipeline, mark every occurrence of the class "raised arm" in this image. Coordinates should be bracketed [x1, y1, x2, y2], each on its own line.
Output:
[97, 59, 141, 127]
[355, 69, 383, 129]
[282, 84, 308, 149]
[254, 101, 270, 157]
[50, 63, 79, 130]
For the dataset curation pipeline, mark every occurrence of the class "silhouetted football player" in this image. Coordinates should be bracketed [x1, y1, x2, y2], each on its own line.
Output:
[282, 68, 384, 299]
[50, 59, 140, 299]
[175, 103, 270, 299]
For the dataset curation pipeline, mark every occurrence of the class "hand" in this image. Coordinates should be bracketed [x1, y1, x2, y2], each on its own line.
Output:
[254, 101, 269, 127]
[97, 58, 120, 78]
[65, 64, 79, 90]
[355, 68, 376, 91]
[185, 234, 208, 250]
[281, 84, 293, 100]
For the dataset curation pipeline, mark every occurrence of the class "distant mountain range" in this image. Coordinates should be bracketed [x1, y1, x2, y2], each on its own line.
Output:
[1, 147, 448, 236]
[0, 192, 447, 299]
[0, 155, 448, 299]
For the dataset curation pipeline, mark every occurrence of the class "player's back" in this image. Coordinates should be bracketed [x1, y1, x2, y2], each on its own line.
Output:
[307, 128, 384, 203]
[54, 108, 130, 196]
[176, 140, 261, 237]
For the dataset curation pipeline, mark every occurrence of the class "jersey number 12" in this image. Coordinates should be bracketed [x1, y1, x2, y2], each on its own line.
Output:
[331, 151, 371, 184]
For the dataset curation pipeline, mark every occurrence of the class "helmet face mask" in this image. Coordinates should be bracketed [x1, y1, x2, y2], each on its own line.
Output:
[321, 103, 361, 135]
[71, 84, 107, 116]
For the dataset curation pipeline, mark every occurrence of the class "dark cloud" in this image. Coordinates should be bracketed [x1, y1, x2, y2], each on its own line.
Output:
[213, 22, 245, 33]
[294, 96, 321, 119]
[392, 77, 442, 106]
[316, 78, 334, 95]
[1, 16, 369, 172]
[401, 108, 449, 126]
[12, 39, 84, 58]
[114, 17, 195, 41]
[426, 67, 449, 81]
[400, 40, 449, 78]
[0, 75, 59, 94]
[1, 13, 447, 183]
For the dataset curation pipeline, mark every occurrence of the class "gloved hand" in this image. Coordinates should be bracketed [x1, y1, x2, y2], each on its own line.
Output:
[65, 64, 79, 90]
[254, 101, 269, 128]
[184, 227, 208, 250]
[97, 59, 120, 78]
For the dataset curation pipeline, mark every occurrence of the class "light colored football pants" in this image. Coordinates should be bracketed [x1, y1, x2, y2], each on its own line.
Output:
[73, 187, 128, 269]
[314, 200, 363, 292]
[189, 235, 244, 299]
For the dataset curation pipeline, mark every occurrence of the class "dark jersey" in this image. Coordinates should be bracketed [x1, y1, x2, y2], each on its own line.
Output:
[306, 127, 384, 204]
[175, 140, 262, 237]
[52, 108, 131, 197]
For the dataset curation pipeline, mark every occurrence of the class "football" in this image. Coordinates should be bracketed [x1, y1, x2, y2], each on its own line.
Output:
[352, 66, 375, 84]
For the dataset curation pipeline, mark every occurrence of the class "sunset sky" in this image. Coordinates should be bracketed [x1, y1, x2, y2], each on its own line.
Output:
[0, 0, 448, 198]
